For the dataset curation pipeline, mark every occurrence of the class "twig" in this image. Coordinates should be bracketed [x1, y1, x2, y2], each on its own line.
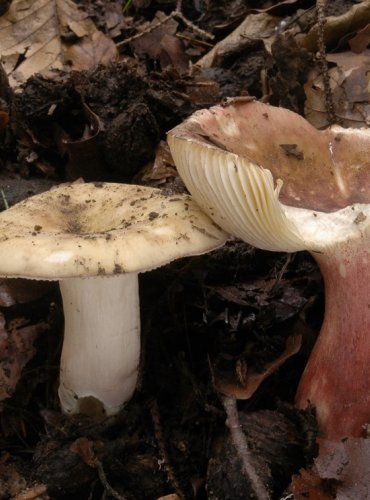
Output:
[0, 190, 9, 210]
[150, 399, 187, 500]
[221, 396, 271, 500]
[117, 0, 214, 47]
[316, 0, 337, 125]
[268, 253, 293, 295]
[95, 458, 128, 500]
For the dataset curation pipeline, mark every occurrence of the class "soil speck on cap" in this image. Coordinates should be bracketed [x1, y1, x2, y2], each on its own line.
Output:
[114, 264, 123, 274]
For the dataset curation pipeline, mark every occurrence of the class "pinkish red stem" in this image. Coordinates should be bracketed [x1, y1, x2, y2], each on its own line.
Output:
[295, 239, 370, 439]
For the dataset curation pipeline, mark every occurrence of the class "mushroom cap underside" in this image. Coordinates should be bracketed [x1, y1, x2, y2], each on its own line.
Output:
[167, 100, 370, 253]
[0, 182, 228, 279]
[168, 100, 370, 212]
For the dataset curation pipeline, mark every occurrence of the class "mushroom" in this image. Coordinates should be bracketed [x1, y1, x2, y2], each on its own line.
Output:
[168, 99, 370, 439]
[0, 182, 227, 417]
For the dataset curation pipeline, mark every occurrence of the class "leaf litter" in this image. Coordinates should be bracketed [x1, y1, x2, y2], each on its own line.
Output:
[0, 0, 369, 498]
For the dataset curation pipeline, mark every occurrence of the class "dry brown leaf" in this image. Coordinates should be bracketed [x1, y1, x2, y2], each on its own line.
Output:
[157, 495, 181, 500]
[131, 11, 178, 58]
[12, 484, 49, 500]
[0, 0, 117, 87]
[296, 1, 370, 52]
[69, 437, 96, 468]
[349, 23, 370, 53]
[304, 50, 370, 128]
[158, 33, 190, 74]
[64, 30, 117, 71]
[193, 13, 279, 70]
[0, 456, 27, 498]
[64, 103, 104, 181]
[0, 455, 47, 499]
[0, 110, 8, 130]
[291, 468, 336, 499]
[142, 141, 178, 184]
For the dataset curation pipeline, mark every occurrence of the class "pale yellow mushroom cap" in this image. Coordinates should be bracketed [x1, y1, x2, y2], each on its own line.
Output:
[0, 182, 228, 279]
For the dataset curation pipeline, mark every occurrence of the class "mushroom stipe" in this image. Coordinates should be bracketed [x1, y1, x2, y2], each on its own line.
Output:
[168, 99, 370, 439]
[0, 182, 227, 417]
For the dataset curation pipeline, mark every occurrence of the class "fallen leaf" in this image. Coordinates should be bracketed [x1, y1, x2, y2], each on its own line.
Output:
[296, 1, 370, 52]
[69, 437, 96, 468]
[0, 110, 8, 130]
[349, 23, 370, 53]
[131, 11, 178, 58]
[291, 468, 336, 499]
[0, 315, 49, 400]
[0, 455, 27, 498]
[194, 13, 279, 70]
[142, 141, 177, 184]
[158, 33, 190, 74]
[304, 50, 370, 128]
[157, 495, 181, 500]
[12, 484, 49, 500]
[212, 334, 302, 399]
[0, 0, 117, 87]
[64, 103, 105, 181]
[64, 30, 117, 71]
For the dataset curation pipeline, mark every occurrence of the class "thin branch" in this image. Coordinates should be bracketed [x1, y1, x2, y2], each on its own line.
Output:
[316, 0, 337, 125]
[221, 396, 271, 500]
[150, 399, 187, 500]
[117, 0, 214, 48]
[95, 459, 128, 500]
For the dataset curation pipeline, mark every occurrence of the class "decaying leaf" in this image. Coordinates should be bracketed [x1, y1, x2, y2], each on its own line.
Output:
[0, 455, 27, 498]
[142, 141, 178, 184]
[349, 23, 370, 53]
[291, 468, 336, 499]
[131, 11, 178, 57]
[304, 50, 370, 128]
[0, 315, 49, 400]
[212, 334, 302, 399]
[12, 484, 49, 500]
[0, 110, 8, 130]
[64, 30, 117, 72]
[157, 495, 181, 500]
[0, 0, 117, 87]
[193, 13, 279, 70]
[64, 103, 104, 181]
[0, 454, 48, 499]
[129, 11, 190, 74]
[296, 1, 370, 52]
[69, 437, 96, 468]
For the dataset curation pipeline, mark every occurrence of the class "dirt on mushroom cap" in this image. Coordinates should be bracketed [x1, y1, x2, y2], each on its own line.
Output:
[0, 182, 228, 279]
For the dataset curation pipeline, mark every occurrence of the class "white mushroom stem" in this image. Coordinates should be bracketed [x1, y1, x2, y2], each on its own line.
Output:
[58, 274, 140, 417]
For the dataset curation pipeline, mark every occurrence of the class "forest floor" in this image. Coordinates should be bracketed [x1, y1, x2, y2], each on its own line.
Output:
[0, 0, 369, 498]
